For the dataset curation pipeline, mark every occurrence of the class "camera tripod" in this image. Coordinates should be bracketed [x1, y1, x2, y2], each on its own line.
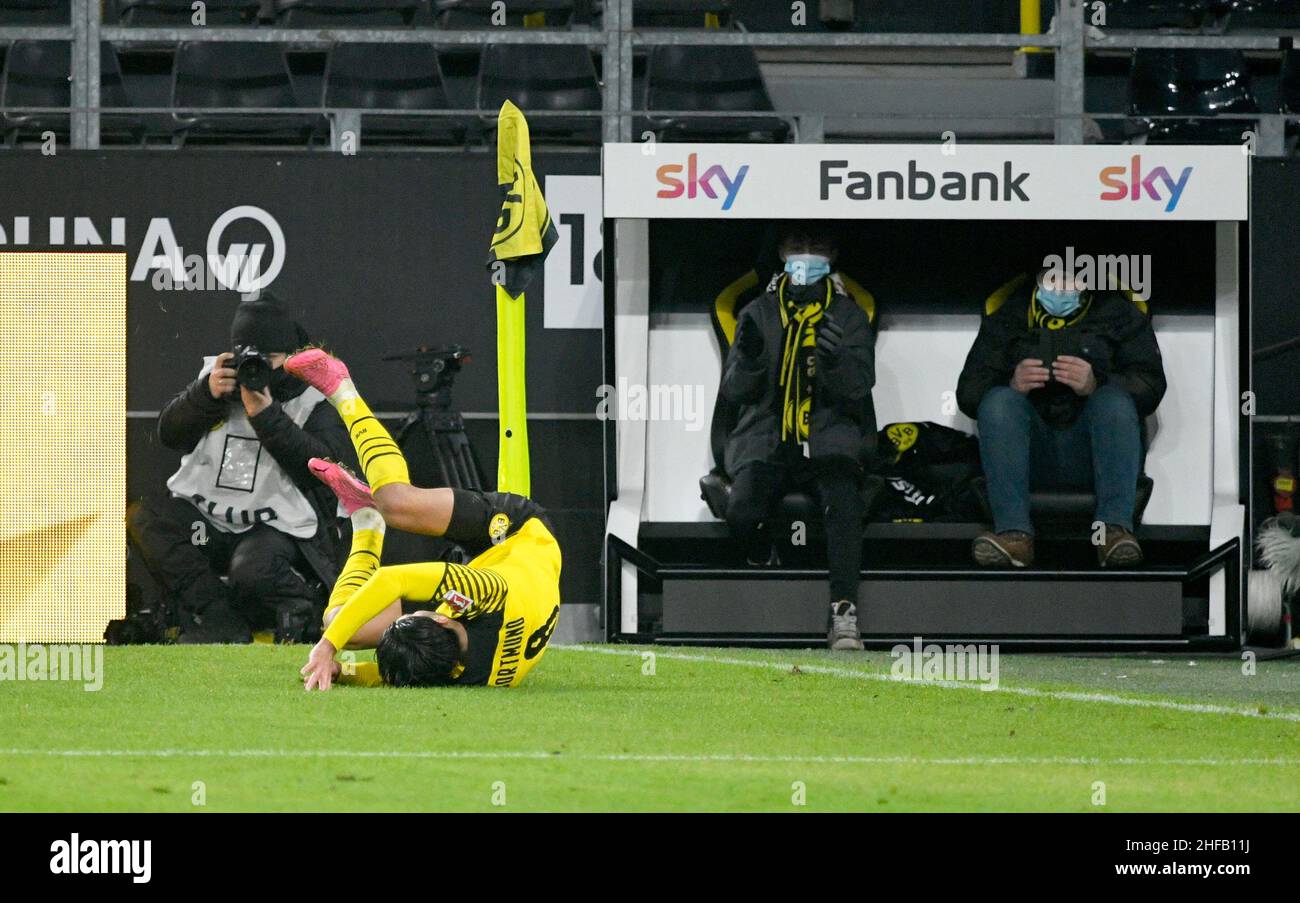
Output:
[379, 345, 486, 564]
[383, 344, 486, 491]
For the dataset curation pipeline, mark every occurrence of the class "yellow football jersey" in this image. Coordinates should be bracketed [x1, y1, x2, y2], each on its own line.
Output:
[435, 516, 562, 687]
[331, 514, 561, 689]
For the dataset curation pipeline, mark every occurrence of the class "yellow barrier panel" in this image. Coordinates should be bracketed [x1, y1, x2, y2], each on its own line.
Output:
[0, 252, 126, 643]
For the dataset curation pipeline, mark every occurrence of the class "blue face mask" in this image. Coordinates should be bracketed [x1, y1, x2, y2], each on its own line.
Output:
[1038, 286, 1083, 317]
[784, 254, 831, 286]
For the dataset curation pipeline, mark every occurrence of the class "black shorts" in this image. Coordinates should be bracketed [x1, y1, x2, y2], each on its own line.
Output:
[445, 489, 553, 558]
[399, 490, 552, 618]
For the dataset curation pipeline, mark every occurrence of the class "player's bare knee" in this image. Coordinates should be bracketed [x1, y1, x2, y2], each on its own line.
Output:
[372, 483, 405, 520]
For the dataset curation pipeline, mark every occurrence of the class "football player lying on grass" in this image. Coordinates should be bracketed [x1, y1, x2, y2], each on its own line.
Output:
[285, 348, 561, 691]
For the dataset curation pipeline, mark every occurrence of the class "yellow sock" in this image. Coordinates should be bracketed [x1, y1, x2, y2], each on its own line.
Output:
[326, 508, 387, 615]
[330, 380, 410, 492]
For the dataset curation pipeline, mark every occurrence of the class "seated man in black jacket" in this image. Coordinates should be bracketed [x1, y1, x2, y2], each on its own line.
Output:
[721, 226, 876, 650]
[127, 292, 357, 643]
[956, 264, 1167, 569]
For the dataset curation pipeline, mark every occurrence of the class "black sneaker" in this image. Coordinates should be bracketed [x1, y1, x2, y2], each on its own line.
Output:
[275, 597, 321, 644]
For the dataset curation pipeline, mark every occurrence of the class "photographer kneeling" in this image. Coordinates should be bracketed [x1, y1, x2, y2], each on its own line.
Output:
[721, 227, 876, 650]
[128, 293, 357, 643]
[956, 263, 1167, 569]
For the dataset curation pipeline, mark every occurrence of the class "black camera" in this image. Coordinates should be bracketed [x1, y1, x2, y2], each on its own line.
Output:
[231, 344, 272, 392]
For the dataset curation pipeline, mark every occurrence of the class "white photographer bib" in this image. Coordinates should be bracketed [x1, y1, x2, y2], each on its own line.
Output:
[167, 356, 325, 539]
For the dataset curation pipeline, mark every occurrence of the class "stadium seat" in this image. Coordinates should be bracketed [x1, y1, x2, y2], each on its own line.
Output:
[171, 42, 326, 145]
[99, 44, 149, 144]
[624, 0, 732, 28]
[1, 40, 72, 144]
[324, 43, 470, 145]
[0, 0, 69, 24]
[643, 45, 789, 143]
[476, 44, 601, 143]
[1, 41, 144, 146]
[273, 0, 422, 26]
[1128, 49, 1258, 144]
[434, 0, 575, 28]
[731, 0, 1000, 32]
[1098, 0, 1211, 29]
[116, 0, 261, 25]
[1223, 0, 1300, 28]
[1280, 49, 1300, 113]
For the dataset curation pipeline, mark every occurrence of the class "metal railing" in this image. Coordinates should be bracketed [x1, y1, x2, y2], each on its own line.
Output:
[0, 1, 1290, 152]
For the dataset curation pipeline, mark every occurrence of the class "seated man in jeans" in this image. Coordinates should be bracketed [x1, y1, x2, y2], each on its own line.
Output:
[955, 264, 1167, 568]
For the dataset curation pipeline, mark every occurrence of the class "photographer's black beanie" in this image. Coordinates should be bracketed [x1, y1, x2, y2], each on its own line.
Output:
[230, 290, 308, 353]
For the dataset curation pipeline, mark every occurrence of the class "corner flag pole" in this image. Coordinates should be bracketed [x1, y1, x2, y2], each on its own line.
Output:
[495, 281, 529, 496]
[488, 101, 556, 498]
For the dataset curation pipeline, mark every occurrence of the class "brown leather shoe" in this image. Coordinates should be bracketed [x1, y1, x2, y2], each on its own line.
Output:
[971, 530, 1034, 568]
[1098, 524, 1143, 567]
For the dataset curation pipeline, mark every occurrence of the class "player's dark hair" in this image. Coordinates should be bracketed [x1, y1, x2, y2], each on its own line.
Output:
[375, 616, 459, 687]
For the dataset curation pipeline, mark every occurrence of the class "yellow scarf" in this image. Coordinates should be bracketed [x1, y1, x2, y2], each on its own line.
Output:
[1028, 286, 1093, 331]
[777, 276, 830, 444]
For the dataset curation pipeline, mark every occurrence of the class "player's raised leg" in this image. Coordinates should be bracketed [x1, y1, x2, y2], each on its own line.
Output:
[307, 458, 398, 647]
[286, 349, 409, 491]
[287, 348, 456, 535]
[316, 465, 384, 617]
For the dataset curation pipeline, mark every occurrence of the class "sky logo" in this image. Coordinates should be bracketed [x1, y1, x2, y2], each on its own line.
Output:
[1098, 154, 1193, 213]
[655, 153, 749, 211]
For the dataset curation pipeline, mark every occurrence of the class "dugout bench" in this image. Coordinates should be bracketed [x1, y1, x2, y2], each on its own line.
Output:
[601, 142, 1256, 650]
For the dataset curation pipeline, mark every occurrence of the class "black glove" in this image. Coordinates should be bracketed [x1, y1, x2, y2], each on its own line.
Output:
[735, 316, 764, 360]
[816, 313, 843, 361]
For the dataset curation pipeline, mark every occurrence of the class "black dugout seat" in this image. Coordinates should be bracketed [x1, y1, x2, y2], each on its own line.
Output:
[324, 43, 470, 145]
[699, 270, 879, 526]
[1128, 49, 1258, 144]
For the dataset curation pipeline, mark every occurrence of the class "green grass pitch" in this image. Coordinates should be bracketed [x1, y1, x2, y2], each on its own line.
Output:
[1, 643, 1297, 812]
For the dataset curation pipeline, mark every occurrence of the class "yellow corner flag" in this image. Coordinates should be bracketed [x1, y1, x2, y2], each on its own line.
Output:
[487, 101, 557, 497]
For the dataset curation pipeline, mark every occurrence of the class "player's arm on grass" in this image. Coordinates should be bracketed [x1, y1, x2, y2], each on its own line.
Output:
[301, 561, 452, 691]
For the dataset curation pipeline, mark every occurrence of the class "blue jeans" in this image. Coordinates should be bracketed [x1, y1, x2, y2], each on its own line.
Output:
[976, 385, 1142, 535]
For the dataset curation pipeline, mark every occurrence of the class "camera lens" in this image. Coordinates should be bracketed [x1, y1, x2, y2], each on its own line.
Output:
[237, 355, 271, 392]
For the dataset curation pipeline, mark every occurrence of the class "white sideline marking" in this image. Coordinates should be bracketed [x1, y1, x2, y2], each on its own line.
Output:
[0, 748, 1295, 767]
[556, 646, 1300, 724]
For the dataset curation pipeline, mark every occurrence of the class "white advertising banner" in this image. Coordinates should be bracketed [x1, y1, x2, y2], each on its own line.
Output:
[603, 143, 1249, 221]
[543, 174, 603, 330]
